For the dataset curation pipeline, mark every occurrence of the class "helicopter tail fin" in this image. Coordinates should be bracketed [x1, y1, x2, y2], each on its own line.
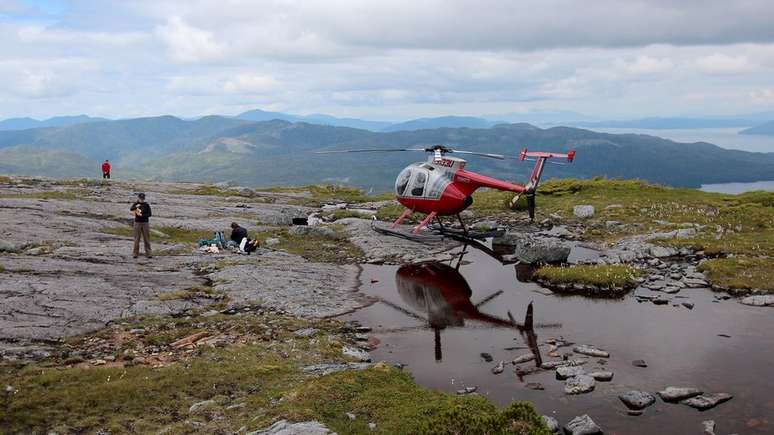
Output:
[512, 149, 575, 220]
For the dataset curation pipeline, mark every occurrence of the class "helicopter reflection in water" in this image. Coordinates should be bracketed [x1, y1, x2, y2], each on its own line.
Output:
[391, 259, 543, 365]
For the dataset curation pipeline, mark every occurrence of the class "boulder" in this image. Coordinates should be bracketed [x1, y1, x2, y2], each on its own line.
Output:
[563, 414, 602, 435]
[649, 246, 678, 258]
[341, 346, 370, 362]
[248, 419, 333, 435]
[542, 415, 560, 434]
[657, 387, 703, 402]
[681, 393, 733, 410]
[588, 371, 614, 382]
[556, 365, 585, 380]
[492, 233, 570, 264]
[740, 295, 774, 307]
[491, 361, 505, 374]
[512, 354, 535, 364]
[0, 240, 18, 253]
[618, 390, 656, 410]
[565, 375, 595, 395]
[573, 205, 595, 219]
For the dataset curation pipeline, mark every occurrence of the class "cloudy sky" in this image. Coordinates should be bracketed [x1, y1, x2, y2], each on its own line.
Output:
[2, 0, 774, 121]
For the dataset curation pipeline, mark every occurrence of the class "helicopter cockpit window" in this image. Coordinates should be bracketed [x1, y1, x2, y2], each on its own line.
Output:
[395, 167, 412, 196]
[425, 171, 452, 199]
[411, 171, 427, 196]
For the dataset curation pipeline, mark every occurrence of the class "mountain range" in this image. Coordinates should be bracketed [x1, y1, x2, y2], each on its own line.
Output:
[740, 121, 774, 136]
[0, 115, 109, 131]
[1, 115, 773, 191]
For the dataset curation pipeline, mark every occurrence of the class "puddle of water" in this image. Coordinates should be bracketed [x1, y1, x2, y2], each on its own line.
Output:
[346, 246, 774, 434]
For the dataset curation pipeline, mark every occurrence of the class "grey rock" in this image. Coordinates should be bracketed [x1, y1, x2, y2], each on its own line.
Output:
[682, 301, 695, 309]
[472, 220, 499, 230]
[657, 387, 703, 402]
[525, 382, 545, 390]
[662, 286, 681, 294]
[556, 365, 585, 380]
[565, 375, 595, 394]
[345, 412, 356, 420]
[588, 371, 614, 382]
[264, 237, 281, 247]
[740, 295, 774, 307]
[491, 361, 505, 374]
[573, 205, 595, 219]
[702, 420, 716, 435]
[248, 419, 333, 435]
[540, 360, 570, 370]
[342, 346, 370, 362]
[573, 345, 609, 358]
[632, 359, 648, 368]
[293, 328, 320, 338]
[288, 225, 337, 239]
[480, 352, 493, 362]
[649, 246, 678, 258]
[681, 393, 733, 410]
[493, 232, 570, 264]
[652, 296, 669, 305]
[456, 386, 478, 395]
[618, 390, 656, 410]
[301, 363, 370, 376]
[0, 240, 18, 253]
[682, 278, 709, 288]
[563, 414, 602, 435]
[675, 228, 697, 239]
[542, 415, 560, 434]
[368, 422, 376, 430]
[189, 399, 216, 414]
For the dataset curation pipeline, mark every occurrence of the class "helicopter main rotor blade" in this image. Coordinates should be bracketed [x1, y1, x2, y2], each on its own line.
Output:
[447, 149, 506, 160]
[315, 148, 425, 154]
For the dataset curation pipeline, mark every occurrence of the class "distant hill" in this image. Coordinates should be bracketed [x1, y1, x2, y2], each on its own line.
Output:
[237, 109, 390, 131]
[381, 116, 496, 132]
[573, 117, 756, 130]
[0, 115, 109, 131]
[740, 121, 774, 136]
[1, 117, 773, 190]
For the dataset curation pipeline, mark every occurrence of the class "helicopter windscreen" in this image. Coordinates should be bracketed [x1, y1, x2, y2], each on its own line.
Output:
[395, 167, 412, 196]
[396, 164, 451, 199]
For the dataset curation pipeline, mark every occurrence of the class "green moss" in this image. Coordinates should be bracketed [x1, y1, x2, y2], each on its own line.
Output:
[535, 264, 643, 289]
[698, 257, 774, 292]
[100, 225, 212, 246]
[323, 209, 374, 221]
[0, 176, 13, 184]
[254, 225, 364, 264]
[1, 312, 548, 435]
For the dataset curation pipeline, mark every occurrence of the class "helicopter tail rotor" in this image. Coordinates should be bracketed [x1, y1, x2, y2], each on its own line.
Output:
[511, 148, 576, 222]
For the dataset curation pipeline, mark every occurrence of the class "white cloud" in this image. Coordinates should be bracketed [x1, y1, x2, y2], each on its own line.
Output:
[695, 54, 756, 74]
[155, 16, 227, 63]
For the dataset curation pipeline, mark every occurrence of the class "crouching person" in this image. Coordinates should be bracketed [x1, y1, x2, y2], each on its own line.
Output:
[230, 222, 259, 254]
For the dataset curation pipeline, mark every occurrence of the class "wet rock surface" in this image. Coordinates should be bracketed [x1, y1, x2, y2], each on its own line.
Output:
[657, 386, 703, 402]
[564, 374, 595, 395]
[563, 414, 602, 435]
[492, 232, 570, 264]
[681, 393, 733, 410]
[618, 390, 656, 410]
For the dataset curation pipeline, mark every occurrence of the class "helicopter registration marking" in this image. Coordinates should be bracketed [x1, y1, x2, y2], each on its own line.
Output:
[437, 159, 454, 167]
[457, 176, 470, 183]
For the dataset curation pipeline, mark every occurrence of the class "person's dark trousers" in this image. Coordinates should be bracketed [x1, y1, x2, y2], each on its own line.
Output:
[133, 222, 152, 257]
[103, 172, 110, 179]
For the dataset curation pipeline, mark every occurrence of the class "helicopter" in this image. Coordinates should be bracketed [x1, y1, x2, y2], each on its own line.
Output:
[318, 145, 575, 235]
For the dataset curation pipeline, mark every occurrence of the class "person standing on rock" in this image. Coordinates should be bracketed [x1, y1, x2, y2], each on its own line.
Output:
[130, 193, 152, 259]
[101, 160, 111, 179]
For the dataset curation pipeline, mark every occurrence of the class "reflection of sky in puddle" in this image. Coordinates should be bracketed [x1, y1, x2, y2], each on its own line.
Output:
[346, 246, 774, 434]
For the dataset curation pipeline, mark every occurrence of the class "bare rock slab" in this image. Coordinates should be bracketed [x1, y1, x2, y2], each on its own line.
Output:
[618, 390, 656, 410]
[563, 414, 603, 435]
[249, 419, 334, 435]
[588, 371, 614, 382]
[657, 386, 702, 402]
[740, 295, 774, 307]
[681, 393, 733, 411]
[542, 415, 560, 434]
[556, 366, 585, 380]
[565, 375, 595, 395]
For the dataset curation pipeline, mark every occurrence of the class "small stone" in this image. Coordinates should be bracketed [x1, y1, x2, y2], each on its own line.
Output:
[556, 365, 585, 380]
[525, 382, 544, 390]
[652, 297, 669, 305]
[588, 371, 614, 382]
[682, 301, 695, 309]
[540, 360, 570, 370]
[682, 393, 733, 410]
[573, 345, 609, 358]
[563, 414, 602, 435]
[619, 390, 656, 410]
[294, 328, 321, 338]
[456, 386, 477, 395]
[632, 359, 648, 367]
[341, 346, 370, 362]
[345, 412, 356, 420]
[368, 422, 376, 430]
[189, 399, 216, 414]
[491, 361, 505, 374]
[565, 375, 595, 395]
[657, 387, 703, 402]
[573, 205, 595, 219]
[512, 354, 535, 364]
[480, 352, 493, 362]
[702, 420, 716, 435]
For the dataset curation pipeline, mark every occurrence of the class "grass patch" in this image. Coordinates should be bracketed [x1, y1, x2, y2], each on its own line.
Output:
[48, 178, 110, 187]
[534, 264, 643, 289]
[0, 189, 88, 200]
[1, 312, 549, 434]
[698, 257, 774, 292]
[254, 225, 364, 264]
[100, 225, 212, 245]
[0, 176, 14, 184]
[374, 202, 421, 224]
[323, 209, 374, 221]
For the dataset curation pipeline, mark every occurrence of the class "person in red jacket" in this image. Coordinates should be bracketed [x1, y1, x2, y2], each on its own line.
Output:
[101, 160, 111, 179]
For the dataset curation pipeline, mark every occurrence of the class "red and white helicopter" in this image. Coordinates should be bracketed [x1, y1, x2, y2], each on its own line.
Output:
[320, 145, 575, 234]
